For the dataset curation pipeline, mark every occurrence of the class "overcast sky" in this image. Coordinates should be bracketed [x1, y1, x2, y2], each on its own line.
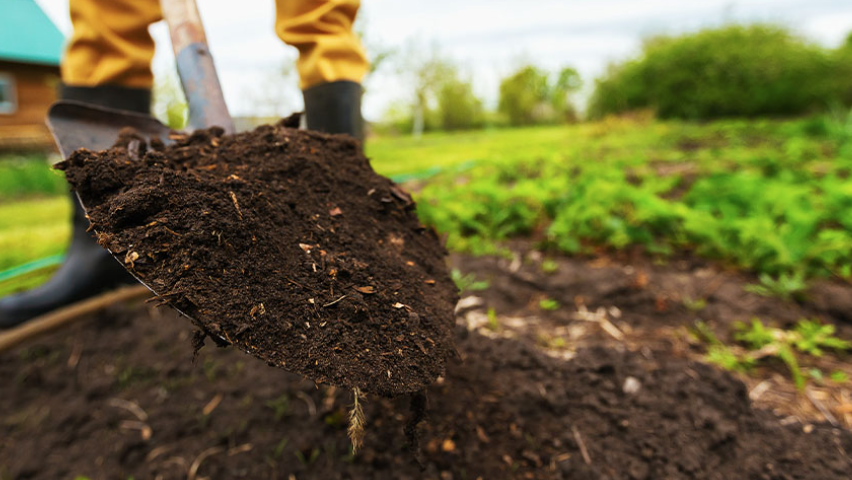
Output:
[34, 0, 852, 121]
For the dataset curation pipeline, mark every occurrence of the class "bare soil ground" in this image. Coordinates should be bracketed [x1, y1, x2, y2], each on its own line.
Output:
[2, 246, 852, 479]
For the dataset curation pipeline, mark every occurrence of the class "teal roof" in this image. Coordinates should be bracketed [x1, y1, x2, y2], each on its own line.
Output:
[0, 0, 64, 66]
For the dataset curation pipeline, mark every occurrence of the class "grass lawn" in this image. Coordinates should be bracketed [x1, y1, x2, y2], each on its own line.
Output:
[366, 124, 575, 177]
[0, 196, 70, 295]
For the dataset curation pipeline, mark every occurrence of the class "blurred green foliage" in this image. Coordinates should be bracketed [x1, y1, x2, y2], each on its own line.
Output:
[498, 65, 581, 126]
[436, 74, 486, 131]
[415, 113, 852, 280]
[588, 24, 852, 119]
[0, 154, 65, 200]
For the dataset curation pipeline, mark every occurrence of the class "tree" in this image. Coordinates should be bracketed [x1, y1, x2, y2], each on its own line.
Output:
[389, 40, 487, 135]
[436, 72, 485, 131]
[498, 65, 581, 126]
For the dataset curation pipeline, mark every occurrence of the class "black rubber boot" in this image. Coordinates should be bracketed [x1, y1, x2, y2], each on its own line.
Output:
[0, 85, 150, 329]
[303, 80, 364, 142]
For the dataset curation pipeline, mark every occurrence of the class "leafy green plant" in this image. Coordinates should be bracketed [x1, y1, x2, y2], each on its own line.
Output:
[745, 272, 808, 301]
[793, 320, 851, 356]
[486, 308, 500, 331]
[539, 298, 560, 311]
[451, 269, 490, 293]
[682, 296, 707, 312]
[415, 116, 852, 282]
[541, 259, 559, 274]
[699, 319, 851, 390]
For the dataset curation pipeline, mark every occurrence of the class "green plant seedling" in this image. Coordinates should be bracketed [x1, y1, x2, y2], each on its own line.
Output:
[541, 259, 559, 274]
[539, 298, 560, 311]
[682, 296, 707, 311]
[486, 308, 499, 331]
[265, 394, 291, 421]
[451, 268, 490, 293]
[792, 320, 851, 356]
[744, 272, 808, 301]
[294, 448, 321, 466]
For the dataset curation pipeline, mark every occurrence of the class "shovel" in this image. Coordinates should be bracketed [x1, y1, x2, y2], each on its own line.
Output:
[47, 0, 234, 159]
[46, 0, 235, 341]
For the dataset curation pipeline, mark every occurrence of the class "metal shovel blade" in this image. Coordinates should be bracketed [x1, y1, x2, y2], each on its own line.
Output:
[46, 101, 173, 159]
[45, 101, 218, 338]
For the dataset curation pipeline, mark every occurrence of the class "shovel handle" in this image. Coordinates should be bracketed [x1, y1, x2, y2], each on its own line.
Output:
[160, 0, 235, 133]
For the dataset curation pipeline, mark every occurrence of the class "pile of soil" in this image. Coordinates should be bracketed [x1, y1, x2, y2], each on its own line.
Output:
[55, 124, 458, 396]
[2, 305, 850, 479]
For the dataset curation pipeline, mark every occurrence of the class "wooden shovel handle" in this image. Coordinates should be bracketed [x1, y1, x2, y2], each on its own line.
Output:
[160, 0, 235, 133]
[0, 285, 151, 354]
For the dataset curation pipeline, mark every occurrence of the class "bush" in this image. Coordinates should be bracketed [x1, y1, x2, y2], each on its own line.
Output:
[498, 65, 581, 126]
[588, 24, 852, 119]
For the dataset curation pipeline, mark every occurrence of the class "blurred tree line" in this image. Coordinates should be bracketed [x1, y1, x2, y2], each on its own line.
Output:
[377, 41, 582, 135]
[588, 24, 852, 119]
[377, 24, 852, 135]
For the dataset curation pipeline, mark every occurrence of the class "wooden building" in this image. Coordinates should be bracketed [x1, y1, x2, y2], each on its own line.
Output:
[0, 0, 64, 151]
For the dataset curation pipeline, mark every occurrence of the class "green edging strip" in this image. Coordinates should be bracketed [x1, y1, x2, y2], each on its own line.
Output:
[0, 254, 65, 283]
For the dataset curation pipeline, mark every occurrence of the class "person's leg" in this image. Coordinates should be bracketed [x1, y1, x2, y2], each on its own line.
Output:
[275, 0, 369, 141]
[0, 0, 161, 329]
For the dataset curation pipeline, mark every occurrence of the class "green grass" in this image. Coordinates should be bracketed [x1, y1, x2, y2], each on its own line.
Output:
[0, 197, 70, 293]
[366, 125, 574, 177]
[0, 154, 66, 200]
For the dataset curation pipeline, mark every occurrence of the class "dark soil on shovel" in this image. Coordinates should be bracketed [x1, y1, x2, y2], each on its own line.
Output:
[1, 304, 850, 479]
[55, 123, 458, 397]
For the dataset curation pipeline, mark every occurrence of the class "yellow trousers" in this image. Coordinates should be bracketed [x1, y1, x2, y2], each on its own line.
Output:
[61, 0, 369, 90]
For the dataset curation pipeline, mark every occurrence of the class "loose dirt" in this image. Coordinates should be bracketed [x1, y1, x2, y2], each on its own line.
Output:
[2, 302, 850, 479]
[55, 124, 458, 397]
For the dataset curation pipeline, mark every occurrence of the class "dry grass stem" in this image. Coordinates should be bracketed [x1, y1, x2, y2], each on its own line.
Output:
[572, 425, 592, 465]
[348, 387, 366, 454]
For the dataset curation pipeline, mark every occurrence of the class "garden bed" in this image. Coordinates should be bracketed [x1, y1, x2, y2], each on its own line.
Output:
[2, 248, 851, 479]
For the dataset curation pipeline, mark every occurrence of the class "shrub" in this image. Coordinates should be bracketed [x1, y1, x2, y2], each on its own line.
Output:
[588, 24, 852, 119]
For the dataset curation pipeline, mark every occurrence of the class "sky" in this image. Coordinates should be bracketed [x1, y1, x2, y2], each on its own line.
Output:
[33, 0, 852, 121]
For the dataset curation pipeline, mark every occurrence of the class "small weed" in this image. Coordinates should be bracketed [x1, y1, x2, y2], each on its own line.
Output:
[792, 320, 850, 356]
[271, 438, 288, 459]
[486, 308, 500, 331]
[265, 394, 291, 421]
[682, 296, 707, 311]
[541, 259, 559, 274]
[539, 298, 560, 311]
[538, 334, 567, 349]
[451, 269, 490, 293]
[324, 409, 347, 428]
[697, 318, 851, 390]
[745, 272, 808, 301]
[116, 365, 156, 390]
[202, 358, 220, 382]
[294, 448, 321, 466]
[830, 371, 849, 383]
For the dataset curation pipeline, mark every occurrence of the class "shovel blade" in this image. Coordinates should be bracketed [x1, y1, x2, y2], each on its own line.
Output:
[47, 101, 173, 159]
